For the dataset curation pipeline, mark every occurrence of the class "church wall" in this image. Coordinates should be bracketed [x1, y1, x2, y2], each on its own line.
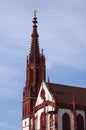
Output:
[22, 109, 85, 130]
[35, 105, 54, 130]
[35, 108, 43, 129]
[58, 108, 85, 130]
[46, 113, 50, 130]
[22, 118, 29, 130]
[58, 108, 72, 130]
[46, 106, 55, 130]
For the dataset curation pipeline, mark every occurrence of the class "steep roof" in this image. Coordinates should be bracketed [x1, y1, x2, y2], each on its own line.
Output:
[48, 83, 86, 110]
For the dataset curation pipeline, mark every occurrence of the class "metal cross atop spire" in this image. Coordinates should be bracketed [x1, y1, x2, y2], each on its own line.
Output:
[34, 9, 37, 17]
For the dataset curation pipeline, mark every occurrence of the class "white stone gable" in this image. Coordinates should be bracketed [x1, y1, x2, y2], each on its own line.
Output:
[35, 81, 53, 106]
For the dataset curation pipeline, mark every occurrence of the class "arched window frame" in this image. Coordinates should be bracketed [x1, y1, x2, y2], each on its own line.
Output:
[62, 112, 71, 130]
[77, 114, 84, 130]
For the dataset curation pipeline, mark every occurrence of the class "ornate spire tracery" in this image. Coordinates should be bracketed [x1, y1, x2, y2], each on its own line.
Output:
[29, 11, 40, 65]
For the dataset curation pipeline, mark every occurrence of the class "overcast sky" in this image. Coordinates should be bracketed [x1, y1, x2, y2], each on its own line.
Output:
[0, 0, 86, 130]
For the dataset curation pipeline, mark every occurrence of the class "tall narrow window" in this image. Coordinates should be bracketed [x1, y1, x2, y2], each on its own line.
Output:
[62, 113, 71, 130]
[77, 114, 84, 130]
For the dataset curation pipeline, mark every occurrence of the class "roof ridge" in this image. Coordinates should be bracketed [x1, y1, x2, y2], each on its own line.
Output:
[46, 82, 86, 89]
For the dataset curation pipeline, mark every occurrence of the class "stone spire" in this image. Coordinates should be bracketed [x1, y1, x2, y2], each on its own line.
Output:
[29, 10, 40, 65]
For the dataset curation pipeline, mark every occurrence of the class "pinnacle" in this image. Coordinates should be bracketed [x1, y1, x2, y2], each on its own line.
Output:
[29, 11, 40, 65]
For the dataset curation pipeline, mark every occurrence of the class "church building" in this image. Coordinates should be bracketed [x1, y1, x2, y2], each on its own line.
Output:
[22, 11, 86, 130]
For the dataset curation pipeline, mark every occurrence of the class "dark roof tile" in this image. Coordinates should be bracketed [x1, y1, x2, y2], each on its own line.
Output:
[47, 83, 86, 108]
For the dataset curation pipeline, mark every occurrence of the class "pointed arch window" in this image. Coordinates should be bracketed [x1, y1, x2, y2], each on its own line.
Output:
[62, 112, 71, 130]
[77, 114, 84, 130]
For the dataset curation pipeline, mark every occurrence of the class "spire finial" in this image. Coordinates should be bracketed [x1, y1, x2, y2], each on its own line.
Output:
[29, 10, 40, 65]
[34, 9, 37, 17]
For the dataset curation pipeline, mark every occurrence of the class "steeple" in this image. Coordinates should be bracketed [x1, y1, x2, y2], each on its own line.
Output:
[22, 11, 46, 120]
[29, 10, 40, 65]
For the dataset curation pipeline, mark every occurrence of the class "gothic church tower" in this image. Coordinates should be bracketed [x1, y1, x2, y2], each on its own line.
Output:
[22, 11, 86, 130]
[22, 11, 46, 130]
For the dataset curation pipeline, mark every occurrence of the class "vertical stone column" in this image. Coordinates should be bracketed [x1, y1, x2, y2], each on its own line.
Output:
[72, 96, 77, 130]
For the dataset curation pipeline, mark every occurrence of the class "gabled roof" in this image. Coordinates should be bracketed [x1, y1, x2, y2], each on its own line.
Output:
[47, 83, 86, 109]
[35, 82, 53, 107]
